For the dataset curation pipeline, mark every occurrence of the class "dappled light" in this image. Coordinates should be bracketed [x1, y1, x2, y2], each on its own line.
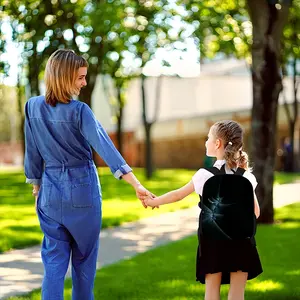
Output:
[0, 0, 299, 299]
[247, 280, 284, 292]
[0, 168, 199, 253]
[4, 203, 300, 299]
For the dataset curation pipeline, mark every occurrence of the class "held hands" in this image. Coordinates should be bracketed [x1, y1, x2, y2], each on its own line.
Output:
[135, 185, 159, 209]
[144, 194, 159, 208]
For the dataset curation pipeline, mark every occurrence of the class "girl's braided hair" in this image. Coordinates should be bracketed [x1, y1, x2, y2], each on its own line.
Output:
[212, 120, 250, 170]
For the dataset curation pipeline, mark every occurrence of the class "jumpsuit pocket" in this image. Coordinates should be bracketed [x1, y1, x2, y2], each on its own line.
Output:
[40, 184, 52, 207]
[71, 183, 93, 208]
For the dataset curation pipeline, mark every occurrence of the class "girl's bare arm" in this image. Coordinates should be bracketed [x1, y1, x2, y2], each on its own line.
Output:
[145, 181, 195, 207]
[254, 193, 260, 219]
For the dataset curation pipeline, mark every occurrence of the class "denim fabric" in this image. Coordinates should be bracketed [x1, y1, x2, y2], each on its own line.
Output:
[24, 95, 132, 299]
[37, 161, 101, 300]
[24, 95, 132, 185]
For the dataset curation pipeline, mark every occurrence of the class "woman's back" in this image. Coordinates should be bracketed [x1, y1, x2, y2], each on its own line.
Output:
[25, 96, 93, 166]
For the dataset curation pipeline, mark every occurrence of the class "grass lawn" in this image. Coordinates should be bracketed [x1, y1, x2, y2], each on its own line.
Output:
[1, 167, 300, 254]
[7, 203, 300, 300]
[274, 171, 300, 185]
[0, 167, 198, 253]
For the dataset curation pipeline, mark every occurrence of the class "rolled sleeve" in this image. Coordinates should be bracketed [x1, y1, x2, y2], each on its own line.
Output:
[79, 103, 132, 179]
[26, 178, 42, 185]
[113, 164, 132, 179]
[24, 102, 43, 185]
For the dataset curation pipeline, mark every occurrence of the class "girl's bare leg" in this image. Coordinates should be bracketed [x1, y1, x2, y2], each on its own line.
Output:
[205, 272, 222, 300]
[228, 271, 248, 300]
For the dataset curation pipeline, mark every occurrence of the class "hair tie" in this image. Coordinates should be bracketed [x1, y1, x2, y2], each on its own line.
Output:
[228, 141, 233, 145]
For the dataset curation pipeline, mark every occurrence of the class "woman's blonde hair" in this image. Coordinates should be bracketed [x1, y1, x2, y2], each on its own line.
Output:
[45, 49, 88, 106]
[212, 120, 250, 170]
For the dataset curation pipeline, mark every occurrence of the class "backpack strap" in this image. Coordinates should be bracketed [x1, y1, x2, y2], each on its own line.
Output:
[206, 165, 246, 176]
[204, 164, 227, 175]
[220, 164, 226, 174]
[233, 167, 246, 176]
[203, 167, 221, 175]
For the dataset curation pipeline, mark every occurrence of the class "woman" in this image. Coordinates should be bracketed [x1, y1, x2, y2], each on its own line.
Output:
[24, 49, 152, 300]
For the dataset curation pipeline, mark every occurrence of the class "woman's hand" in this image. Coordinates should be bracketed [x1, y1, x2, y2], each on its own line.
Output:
[135, 185, 158, 209]
[144, 195, 160, 208]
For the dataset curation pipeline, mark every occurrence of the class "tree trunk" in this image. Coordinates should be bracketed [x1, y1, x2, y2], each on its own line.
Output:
[17, 68, 25, 165]
[248, 0, 290, 223]
[116, 85, 124, 155]
[292, 57, 299, 170]
[144, 122, 153, 179]
[290, 123, 295, 171]
[283, 59, 299, 172]
[141, 74, 153, 179]
[19, 117, 25, 164]
[27, 54, 41, 97]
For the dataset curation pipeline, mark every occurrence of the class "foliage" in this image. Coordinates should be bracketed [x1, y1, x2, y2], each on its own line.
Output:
[182, 0, 251, 61]
[1, 0, 178, 104]
[282, 0, 300, 68]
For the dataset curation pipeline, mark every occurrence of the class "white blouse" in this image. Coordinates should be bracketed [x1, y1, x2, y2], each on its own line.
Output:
[192, 160, 258, 196]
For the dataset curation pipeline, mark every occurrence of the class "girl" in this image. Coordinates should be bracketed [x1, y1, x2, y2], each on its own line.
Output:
[144, 120, 262, 300]
[24, 49, 153, 300]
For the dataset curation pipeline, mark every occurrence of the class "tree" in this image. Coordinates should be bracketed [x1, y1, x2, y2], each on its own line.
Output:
[2, 0, 176, 170]
[101, 65, 131, 155]
[77, 0, 128, 106]
[281, 0, 300, 171]
[181, 0, 292, 223]
[125, 0, 174, 178]
[3, 0, 88, 98]
[248, 0, 291, 223]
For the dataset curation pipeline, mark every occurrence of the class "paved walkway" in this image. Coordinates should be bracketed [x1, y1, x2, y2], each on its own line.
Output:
[1, 183, 300, 299]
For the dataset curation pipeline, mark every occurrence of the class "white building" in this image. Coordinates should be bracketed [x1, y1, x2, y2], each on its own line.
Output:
[91, 59, 299, 168]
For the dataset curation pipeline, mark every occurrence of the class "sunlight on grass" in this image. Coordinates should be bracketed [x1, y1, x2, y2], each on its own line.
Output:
[7, 203, 300, 300]
[247, 280, 284, 292]
[285, 270, 300, 275]
[158, 279, 187, 288]
[276, 222, 300, 229]
[274, 171, 300, 185]
[0, 167, 198, 253]
[1, 167, 299, 254]
[275, 203, 300, 222]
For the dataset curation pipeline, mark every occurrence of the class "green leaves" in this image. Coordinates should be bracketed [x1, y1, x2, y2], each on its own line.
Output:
[181, 0, 251, 61]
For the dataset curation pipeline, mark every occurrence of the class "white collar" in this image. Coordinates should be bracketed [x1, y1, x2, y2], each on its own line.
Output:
[213, 159, 226, 168]
[213, 159, 238, 172]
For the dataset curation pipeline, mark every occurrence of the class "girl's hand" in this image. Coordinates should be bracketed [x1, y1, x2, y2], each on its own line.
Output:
[144, 195, 159, 208]
[135, 185, 156, 208]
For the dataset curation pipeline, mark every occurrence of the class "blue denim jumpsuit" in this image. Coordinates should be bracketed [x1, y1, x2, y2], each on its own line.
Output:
[24, 96, 132, 300]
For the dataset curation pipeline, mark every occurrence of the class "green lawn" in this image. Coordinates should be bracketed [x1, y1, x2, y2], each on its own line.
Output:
[274, 171, 300, 185]
[1, 168, 300, 254]
[0, 167, 198, 253]
[7, 203, 300, 300]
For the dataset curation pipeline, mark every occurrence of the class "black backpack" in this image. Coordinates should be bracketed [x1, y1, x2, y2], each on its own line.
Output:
[199, 164, 256, 241]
